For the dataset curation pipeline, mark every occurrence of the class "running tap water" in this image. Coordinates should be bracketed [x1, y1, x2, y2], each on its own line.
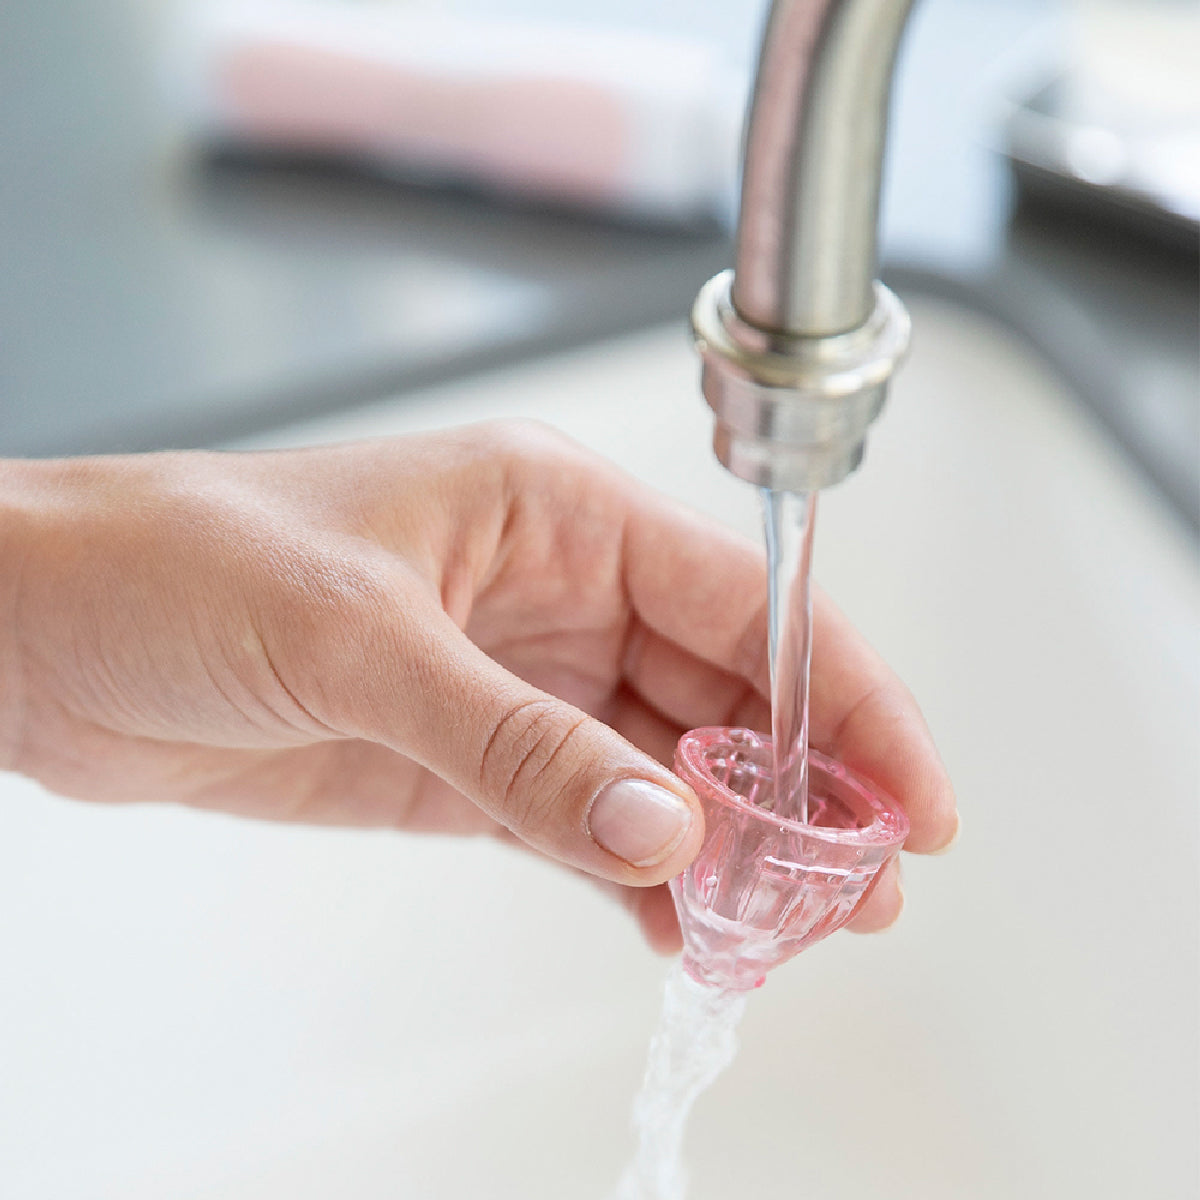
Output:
[616, 0, 923, 1194]
[614, 966, 747, 1200]
[613, 731, 909, 1198]
[761, 488, 817, 823]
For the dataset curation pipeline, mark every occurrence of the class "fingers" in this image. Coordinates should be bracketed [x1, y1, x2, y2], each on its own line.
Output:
[341, 598, 704, 887]
[623, 497, 773, 701]
[847, 856, 904, 933]
[622, 884, 684, 955]
[809, 594, 958, 855]
[620, 489, 955, 856]
[602, 683, 687, 770]
[623, 623, 770, 734]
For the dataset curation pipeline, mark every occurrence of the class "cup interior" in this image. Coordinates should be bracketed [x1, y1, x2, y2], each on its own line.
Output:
[677, 727, 908, 847]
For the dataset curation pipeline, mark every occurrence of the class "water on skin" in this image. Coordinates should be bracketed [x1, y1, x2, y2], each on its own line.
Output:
[614, 965, 748, 1200]
[761, 488, 818, 823]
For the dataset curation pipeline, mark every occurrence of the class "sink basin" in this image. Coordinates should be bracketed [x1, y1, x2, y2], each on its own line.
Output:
[0, 297, 1195, 1199]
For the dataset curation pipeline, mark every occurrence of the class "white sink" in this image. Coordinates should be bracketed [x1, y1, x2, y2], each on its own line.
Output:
[1, 298, 1195, 1199]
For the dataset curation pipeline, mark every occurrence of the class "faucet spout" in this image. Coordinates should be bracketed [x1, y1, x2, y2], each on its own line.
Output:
[735, 0, 917, 337]
[692, 0, 919, 491]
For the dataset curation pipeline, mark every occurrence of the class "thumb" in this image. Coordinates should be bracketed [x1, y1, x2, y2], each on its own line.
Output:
[356, 610, 704, 886]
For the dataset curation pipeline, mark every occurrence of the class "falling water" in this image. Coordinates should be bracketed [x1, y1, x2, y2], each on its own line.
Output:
[760, 488, 818, 822]
[613, 490, 817, 1199]
[614, 965, 748, 1200]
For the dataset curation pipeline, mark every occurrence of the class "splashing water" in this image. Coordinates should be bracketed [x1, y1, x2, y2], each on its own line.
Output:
[614, 965, 748, 1200]
[761, 488, 817, 822]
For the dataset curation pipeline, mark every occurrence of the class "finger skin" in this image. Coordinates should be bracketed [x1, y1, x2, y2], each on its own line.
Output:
[629, 885, 684, 955]
[847, 856, 905, 933]
[1, 420, 955, 970]
[620, 487, 957, 855]
[311, 590, 706, 887]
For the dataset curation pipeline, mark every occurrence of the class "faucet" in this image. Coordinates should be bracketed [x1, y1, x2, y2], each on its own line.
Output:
[693, 0, 918, 492]
[670, 3, 919, 992]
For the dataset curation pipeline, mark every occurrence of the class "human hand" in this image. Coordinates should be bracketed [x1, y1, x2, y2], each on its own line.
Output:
[0, 423, 956, 950]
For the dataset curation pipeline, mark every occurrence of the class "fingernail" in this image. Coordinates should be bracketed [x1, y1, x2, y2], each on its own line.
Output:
[587, 779, 694, 868]
[929, 810, 962, 856]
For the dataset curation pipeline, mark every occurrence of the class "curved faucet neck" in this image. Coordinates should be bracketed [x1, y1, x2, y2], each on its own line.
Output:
[733, 0, 918, 338]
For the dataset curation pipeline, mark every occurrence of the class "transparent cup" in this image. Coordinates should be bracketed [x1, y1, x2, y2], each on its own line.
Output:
[670, 727, 910, 991]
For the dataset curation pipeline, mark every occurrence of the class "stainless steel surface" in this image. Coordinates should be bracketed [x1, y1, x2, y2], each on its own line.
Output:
[692, 271, 909, 490]
[698, 0, 918, 491]
[734, 0, 917, 337]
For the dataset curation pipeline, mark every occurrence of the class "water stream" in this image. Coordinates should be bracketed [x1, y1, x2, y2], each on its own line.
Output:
[613, 489, 818, 1198]
[614, 965, 749, 1200]
[760, 488, 818, 822]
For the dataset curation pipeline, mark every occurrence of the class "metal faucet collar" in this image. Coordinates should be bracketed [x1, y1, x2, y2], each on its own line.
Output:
[695, 0, 919, 491]
[693, 270, 909, 491]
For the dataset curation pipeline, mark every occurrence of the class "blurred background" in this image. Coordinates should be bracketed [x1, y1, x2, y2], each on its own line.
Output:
[0, 0, 1196, 527]
[0, 2, 1197, 1199]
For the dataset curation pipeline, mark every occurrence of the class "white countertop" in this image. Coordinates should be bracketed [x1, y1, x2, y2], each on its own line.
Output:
[2, 297, 1196, 1199]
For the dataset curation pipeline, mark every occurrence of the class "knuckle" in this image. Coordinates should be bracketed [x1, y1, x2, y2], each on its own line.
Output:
[480, 697, 591, 833]
[489, 418, 575, 463]
[272, 548, 393, 643]
[253, 543, 404, 731]
[487, 420, 601, 485]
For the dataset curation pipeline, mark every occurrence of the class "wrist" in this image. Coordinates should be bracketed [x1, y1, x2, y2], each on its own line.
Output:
[0, 458, 64, 774]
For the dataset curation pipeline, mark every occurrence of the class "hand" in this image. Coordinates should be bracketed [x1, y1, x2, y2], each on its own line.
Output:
[0, 423, 956, 950]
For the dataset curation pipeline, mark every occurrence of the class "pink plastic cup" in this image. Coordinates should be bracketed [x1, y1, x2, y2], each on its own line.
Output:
[670, 727, 909, 991]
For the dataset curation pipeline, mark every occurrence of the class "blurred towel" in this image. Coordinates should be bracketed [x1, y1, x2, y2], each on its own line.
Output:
[170, 1, 747, 227]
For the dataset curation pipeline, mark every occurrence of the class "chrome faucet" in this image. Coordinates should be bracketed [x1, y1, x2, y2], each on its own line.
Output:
[693, 0, 918, 492]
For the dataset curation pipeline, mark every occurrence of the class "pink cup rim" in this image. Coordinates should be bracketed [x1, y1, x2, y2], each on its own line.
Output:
[675, 726, 909, 848]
